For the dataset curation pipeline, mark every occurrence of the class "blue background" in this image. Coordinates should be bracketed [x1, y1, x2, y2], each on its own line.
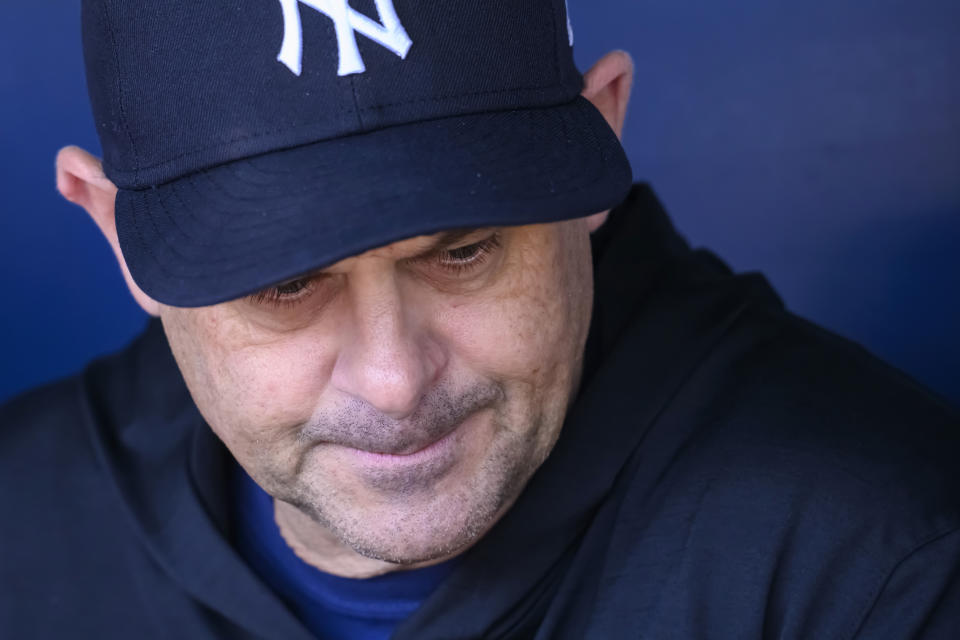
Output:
[1, 0, 958, 404]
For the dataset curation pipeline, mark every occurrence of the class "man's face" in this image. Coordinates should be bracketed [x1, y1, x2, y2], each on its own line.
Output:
[160, 219, 595, 565]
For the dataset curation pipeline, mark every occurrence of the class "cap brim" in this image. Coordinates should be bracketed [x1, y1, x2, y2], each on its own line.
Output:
[115, 96, 632, 307]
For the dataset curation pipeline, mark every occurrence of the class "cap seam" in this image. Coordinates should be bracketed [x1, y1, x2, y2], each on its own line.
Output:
[550, 0, 561, 88]
[101, 0, 140, 183]
[348, 75, 364, 129]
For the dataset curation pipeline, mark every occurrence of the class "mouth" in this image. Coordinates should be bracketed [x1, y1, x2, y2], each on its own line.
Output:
[330, 409, 488, 485]
[345, 424, 461, 465]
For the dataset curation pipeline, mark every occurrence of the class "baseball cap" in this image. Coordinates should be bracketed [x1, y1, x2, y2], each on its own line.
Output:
[82, 0, 633, 307]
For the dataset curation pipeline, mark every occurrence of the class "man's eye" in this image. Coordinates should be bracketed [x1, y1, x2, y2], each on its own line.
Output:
[248, 276, 316, 307]
[275, 279, 311, 296]
[436, 234, 502, 272]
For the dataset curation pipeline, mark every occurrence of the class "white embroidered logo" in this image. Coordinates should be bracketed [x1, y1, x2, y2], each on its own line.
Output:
[276, 0, 413, 77]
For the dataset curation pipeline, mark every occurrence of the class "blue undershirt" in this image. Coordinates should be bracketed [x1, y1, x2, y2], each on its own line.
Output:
[232, 466, 458, 640]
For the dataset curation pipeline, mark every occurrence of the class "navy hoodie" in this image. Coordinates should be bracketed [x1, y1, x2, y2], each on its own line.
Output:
[2, 185, 959, 638]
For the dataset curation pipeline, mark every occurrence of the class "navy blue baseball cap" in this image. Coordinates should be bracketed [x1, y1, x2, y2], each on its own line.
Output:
[81, 0, 633, 307]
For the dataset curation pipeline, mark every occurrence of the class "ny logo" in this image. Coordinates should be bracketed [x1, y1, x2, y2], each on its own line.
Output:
[276, 0, 413, 76]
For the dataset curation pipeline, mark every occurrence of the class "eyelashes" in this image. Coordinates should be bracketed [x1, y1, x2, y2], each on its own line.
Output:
[433, 233, 502, 273]
[248, 232, 503, 308]
[247, 276, 318, 307]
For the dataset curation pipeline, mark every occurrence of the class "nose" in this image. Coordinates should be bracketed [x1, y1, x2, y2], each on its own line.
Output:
[330, 275, 443, 419]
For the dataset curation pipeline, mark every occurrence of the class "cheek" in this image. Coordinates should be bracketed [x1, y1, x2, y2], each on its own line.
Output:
[219, 337, 332, 428]
[437, 235, 591, 395]
[447, 300, 566, 381]
[163, 310, 336, 443]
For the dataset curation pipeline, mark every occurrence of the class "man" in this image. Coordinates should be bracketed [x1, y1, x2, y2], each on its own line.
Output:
[1, 1, 958, 638]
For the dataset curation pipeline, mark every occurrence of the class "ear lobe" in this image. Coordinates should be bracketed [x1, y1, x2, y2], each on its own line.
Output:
[581, 50, 634, 140]
[56, 146, 162, 317]
[584, 210, 609, 233]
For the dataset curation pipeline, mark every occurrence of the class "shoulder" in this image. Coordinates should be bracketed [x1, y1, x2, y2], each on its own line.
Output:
[599, 300, 960, 637]
[0, 319, 183, 533]
[0, 334, 139, 515]
[582, 187, 960, 635]
[0, 376, 92, 480]
[695, 301, 960, 508]
[659, 299, 960, 545]
[0, 373, 125, 618]
[0, 319, 190, 496]
[0, 321, 199, 631]
[0, 320, 151, 468]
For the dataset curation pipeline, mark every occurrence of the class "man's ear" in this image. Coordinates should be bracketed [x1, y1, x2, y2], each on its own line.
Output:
[56, 146, 161, 316]
[581, 50, 634, 232]
[582, 50, 633, 141]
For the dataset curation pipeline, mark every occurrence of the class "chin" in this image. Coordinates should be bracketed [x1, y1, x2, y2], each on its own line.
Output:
[350, 529, 479, 567]
[327, 487, 506, 566]
[295, 455, 528, 567]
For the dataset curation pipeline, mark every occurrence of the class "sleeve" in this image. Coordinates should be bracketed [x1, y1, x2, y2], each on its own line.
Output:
[852, 528, 960, 639]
